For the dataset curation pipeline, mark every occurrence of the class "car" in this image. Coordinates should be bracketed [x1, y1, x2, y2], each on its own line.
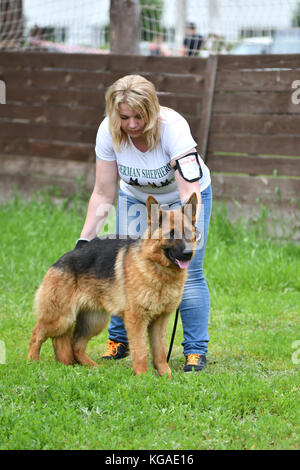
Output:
[231, 36, 273, 55]
[270, 28, 300, 54]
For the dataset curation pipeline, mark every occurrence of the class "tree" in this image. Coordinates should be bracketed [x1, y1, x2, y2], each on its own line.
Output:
[140, 0, 164, 41]
[0, 0, 23, 49]
[110, 0, 140, 54]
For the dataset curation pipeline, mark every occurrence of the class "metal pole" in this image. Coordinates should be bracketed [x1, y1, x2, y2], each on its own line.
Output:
[174, 0, 186, 56]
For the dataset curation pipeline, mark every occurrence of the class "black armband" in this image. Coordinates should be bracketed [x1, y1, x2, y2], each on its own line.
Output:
[174, 152, 203, 182]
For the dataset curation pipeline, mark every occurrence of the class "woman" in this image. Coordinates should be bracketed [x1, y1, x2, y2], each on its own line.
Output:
[77, 75, 212, 372]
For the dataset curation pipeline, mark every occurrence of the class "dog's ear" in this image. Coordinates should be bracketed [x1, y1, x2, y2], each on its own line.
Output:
[146, 195, 159, 213]
[146, 195, 161, 238]
[182, 192, 198, 224]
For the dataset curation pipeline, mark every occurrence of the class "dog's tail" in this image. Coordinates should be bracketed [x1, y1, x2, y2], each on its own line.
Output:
[52, 329, 75, 365]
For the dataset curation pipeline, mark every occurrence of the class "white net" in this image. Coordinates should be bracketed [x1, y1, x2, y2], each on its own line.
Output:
[0, 0, 300, 55]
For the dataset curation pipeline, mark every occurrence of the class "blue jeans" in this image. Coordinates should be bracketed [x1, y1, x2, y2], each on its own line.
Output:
[108, 184, 212, 356]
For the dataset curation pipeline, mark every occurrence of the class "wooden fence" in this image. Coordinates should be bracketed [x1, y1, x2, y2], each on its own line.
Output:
[208, 54, 300, 209]
[0, 51, 299, 210]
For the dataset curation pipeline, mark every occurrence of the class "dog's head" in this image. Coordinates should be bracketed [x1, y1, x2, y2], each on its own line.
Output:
[145, 192, 201, 269]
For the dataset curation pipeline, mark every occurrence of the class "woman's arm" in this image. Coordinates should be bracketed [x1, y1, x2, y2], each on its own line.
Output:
[80, 159, 119, 240]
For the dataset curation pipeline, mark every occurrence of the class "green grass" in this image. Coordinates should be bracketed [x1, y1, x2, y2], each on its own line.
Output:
[0, 190, 299, 450]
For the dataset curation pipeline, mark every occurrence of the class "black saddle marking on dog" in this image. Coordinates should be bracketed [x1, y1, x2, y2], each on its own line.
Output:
[52, 236, 139, 279]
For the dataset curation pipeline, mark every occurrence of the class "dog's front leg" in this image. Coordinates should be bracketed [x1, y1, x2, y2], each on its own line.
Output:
[148, 314, 172, 378]
[123, 309, 148, 376]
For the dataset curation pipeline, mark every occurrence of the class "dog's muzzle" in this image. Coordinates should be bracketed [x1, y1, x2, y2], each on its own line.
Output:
[165, 244, 194, 270]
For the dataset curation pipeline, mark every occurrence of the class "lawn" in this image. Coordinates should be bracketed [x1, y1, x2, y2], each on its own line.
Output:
[0, 190, 299, 450]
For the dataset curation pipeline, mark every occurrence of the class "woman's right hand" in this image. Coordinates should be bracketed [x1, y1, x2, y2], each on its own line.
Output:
[75, 239, 89, 250]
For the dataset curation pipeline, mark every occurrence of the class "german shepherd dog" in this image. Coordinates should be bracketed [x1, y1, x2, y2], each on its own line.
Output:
[28, 193, 199, 377]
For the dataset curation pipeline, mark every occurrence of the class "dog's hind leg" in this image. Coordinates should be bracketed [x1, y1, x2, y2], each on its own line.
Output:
[52, 328, 75, 365]
[148, 314, 172, 378]
[28, 269, 76, 364]
[28, 319, 75, 365]
[27, 321, 49, 362]
[73, 310, 109, 366]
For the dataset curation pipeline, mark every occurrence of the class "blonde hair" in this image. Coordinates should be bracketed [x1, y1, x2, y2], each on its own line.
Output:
[105, 75, 161, 152]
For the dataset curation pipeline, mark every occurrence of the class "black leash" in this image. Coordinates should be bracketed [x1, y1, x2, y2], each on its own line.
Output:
[167, 308, 180, 363]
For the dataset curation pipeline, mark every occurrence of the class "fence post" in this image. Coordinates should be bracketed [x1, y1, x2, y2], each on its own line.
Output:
[198, 54, 218, 162]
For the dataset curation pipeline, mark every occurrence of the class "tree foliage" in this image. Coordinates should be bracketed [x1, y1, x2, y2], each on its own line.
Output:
[140, 0, 165, 40]
[291, 1, 300, 26]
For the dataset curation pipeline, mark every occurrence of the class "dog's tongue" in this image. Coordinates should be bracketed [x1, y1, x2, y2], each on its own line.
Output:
[176, 259, 190, 269]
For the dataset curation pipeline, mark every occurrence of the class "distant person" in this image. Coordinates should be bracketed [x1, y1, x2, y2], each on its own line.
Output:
[183, 22, 203, 56]
[149, 35, 169, 56]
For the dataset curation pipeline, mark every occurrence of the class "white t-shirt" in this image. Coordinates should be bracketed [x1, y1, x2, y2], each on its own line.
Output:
[95, 107, 211, 205]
